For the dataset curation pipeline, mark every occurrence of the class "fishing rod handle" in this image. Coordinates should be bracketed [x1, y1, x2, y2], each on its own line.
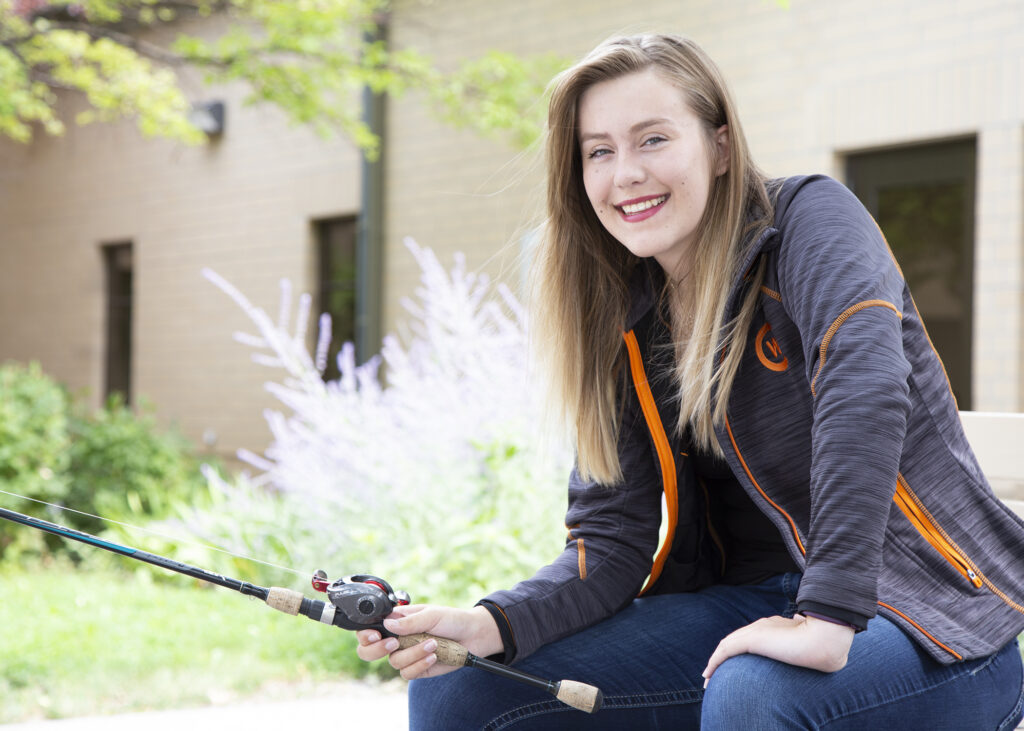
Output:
[266, 587, 304, 615]
[265, 587, 344, 628]
[397, 635, 603, 714]
[397, 633, 469, 667]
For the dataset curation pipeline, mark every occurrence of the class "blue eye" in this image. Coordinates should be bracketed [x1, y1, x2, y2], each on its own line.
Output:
[643, 135, 667, 146]
[586, 148, 611, 159]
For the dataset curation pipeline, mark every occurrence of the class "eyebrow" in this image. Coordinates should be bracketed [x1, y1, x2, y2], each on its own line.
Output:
[578, 117, 674, 144]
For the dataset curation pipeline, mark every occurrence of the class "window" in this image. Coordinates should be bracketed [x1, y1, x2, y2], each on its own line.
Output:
[846, 139, 976, 409]
[102, 242, 133, 404]
[316, 216, 359, 381]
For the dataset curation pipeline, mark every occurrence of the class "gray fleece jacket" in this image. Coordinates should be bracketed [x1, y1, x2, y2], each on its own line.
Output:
[483, 175, 1024, 666]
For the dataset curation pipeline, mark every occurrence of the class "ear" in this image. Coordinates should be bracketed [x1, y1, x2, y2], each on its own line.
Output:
[713, 124, 730, 177]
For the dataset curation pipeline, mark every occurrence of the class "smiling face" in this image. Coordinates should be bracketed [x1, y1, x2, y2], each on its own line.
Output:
[577, 68, 729, 279]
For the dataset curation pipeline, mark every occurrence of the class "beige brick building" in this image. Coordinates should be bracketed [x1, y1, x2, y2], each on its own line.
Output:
[1, 0, 1022, 463]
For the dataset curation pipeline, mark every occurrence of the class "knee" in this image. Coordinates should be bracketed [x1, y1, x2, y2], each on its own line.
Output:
[408, 669, 507, 731]
[701, 654, 808, 730]
[408, 674, 465, 731]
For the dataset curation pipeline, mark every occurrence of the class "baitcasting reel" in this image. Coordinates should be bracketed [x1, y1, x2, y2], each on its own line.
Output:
[306, 570, 410, 634]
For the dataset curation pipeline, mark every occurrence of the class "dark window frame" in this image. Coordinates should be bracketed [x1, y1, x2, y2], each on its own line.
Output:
[845, 137, 977, 409]
[315, 216, 360, 381]
[102, 241, 133, 404]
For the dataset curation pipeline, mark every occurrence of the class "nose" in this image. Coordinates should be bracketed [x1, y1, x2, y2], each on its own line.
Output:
[612, 149, 646, 188]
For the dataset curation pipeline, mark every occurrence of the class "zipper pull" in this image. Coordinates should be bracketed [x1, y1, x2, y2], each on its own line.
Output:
[966, 568, 983, 588]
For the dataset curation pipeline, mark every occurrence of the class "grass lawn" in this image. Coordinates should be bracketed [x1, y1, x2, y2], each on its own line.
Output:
[0, 564, 395, 723]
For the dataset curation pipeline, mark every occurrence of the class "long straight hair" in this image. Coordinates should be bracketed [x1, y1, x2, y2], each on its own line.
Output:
[533, 34, 773, 484]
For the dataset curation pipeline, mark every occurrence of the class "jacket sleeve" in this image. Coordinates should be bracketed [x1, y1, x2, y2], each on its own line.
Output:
[479, 383, 664, 663]
[774, 175, 912, 621]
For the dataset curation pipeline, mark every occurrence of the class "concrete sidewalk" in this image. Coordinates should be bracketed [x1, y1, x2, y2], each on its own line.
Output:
[2, 680, 409, 731]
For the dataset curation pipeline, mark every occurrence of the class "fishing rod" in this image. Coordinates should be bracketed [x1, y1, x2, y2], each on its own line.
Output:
[0, 506, 603, 714]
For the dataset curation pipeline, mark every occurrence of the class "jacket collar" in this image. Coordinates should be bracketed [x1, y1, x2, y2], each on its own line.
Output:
[623, 223, 780, 332]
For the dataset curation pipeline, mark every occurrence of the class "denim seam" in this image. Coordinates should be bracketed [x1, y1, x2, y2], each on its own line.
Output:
[995, 657, 1024, 731]
[819, 650, 1002, 728]
[484, 700, 566, 731]
[484, 689, 703, 730]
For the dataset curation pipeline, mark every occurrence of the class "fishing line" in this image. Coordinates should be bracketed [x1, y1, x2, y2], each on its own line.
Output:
[0, 488, 308, 579]
[0, 500, 606, 713]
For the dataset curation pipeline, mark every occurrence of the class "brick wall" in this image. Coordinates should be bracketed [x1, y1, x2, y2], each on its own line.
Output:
[0, 16, 363, 461]
[385, 0, 1024, 411]
[1, 0, 1021, 466]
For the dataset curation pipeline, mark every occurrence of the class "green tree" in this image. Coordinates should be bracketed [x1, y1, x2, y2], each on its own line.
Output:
[0, 0, 565, 154]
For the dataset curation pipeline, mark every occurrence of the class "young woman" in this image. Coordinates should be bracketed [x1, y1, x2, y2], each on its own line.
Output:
[356, 34, 1024, 729]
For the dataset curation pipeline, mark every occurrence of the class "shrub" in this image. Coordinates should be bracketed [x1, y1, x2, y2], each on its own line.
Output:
[0, 362, 71, 559]
[64, 396, 209, 537]
[0, 361, 71, 502]
[0, 363, 209, 565]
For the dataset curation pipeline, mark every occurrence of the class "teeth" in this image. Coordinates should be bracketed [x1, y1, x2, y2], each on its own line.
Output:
[620, 195, 666, 215]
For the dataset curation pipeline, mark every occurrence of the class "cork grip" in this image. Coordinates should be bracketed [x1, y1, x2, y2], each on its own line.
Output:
[555, 679, 603, 714]
[397, 633, 469, 667]
[265, 587, 303, 615]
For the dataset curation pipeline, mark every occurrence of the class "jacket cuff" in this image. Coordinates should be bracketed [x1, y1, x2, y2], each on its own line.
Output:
[797, 600, 870, 632]
[476, 600, 516, 664]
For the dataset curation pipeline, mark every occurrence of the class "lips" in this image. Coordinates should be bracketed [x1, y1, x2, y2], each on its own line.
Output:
[616, 194, 668, 221]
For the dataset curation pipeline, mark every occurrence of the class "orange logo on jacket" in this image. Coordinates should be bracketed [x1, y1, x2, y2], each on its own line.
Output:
[755, 323, 788, 372]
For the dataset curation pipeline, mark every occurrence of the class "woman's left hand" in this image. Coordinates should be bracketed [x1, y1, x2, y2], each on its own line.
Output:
[701, 614, 855, 688]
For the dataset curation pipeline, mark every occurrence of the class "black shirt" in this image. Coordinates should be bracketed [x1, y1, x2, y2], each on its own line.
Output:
[689, 443, 800, 585]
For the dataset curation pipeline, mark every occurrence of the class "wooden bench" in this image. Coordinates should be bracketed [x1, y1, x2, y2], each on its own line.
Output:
[959, 411, 1024, 518]
[958, 412, 1024, 729]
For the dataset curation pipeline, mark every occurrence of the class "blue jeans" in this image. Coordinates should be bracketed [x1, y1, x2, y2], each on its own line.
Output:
[408, 573, 1024, 729]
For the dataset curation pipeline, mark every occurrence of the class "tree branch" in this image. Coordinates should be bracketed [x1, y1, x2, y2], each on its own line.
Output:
[27, 67, 78, 90]
[45, 20, 188, 65]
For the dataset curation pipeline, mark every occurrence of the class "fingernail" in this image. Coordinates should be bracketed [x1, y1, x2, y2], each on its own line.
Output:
[368, 632, 380, 643]
[423, 639, 437, 652]
[383, 619, 399, 631]
[425, 654, 437, 666]
[384, 639, 399, 652]
[703, 678, 709, 689]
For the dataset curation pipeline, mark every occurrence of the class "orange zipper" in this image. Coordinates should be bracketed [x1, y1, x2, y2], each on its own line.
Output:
[623, 330, 678, 595]
[893, 475, 982, 588]
[887, 475, 1024, 658]
[894, 475, 1024, 615]
[566, 524, 587, 580]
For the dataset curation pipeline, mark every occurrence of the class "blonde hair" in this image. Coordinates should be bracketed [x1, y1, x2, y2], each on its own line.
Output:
[533, 33, 773, 484]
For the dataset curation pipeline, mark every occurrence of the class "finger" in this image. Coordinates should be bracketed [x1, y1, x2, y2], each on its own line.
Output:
[356, 629, 381, 646]
[389, 637, 438, 676]
[702, 631, 751, 686]
[356, 635, 400, 662]
[383, 607, 440, 636]
[389, 603, 428, 617]
[399, 651, 438, 680]
[381, 604, 428, 624]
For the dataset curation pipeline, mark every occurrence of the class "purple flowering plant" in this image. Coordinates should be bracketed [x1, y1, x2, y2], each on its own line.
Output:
[187, 240, 568, 606]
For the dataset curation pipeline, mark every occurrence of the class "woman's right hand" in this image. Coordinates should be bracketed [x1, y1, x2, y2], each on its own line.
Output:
[355, 604, 503, 680]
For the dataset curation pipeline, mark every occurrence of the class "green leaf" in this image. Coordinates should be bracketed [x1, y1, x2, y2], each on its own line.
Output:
[1, 0, 567, 150]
